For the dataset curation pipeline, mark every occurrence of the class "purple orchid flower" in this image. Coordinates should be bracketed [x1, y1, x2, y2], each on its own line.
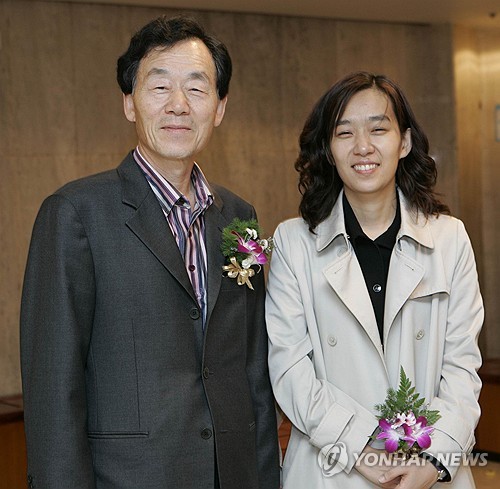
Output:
[376, 418, 413, 453]
[232, 231, 268, 268]
[403, 416, 434, 450]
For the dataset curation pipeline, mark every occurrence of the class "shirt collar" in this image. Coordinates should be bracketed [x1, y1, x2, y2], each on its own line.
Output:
[133, 147, 213, 214]
[316, 187, 434, 252]
[343, 192, 401, 249]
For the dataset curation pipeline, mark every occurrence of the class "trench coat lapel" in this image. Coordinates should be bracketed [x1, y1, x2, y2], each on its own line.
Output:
[383, 248, 424, 342]
[323, 248, 383, 355]
[318, 192, 383, 355]
[118, 154, 197, 303]
[383, 191, 433, 341]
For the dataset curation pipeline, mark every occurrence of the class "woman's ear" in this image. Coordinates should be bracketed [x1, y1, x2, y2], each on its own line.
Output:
[400, 128, 412, 158]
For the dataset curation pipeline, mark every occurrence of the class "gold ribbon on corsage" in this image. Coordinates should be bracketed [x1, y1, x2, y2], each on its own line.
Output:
[223, 256, 256, 290]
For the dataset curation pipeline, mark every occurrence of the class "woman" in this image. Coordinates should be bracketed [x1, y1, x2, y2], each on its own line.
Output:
[266, 72, 483, 488]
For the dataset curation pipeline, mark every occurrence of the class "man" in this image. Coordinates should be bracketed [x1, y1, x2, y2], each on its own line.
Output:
[20, 15, 279, 489]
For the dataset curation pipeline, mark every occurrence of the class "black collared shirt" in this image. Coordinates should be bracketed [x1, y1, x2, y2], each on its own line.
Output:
[343, 193, 401, 343]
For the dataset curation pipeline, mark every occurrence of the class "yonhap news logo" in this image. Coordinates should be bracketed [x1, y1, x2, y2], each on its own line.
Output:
[317, 442, 349, 477]
[317, 442, 489, 478]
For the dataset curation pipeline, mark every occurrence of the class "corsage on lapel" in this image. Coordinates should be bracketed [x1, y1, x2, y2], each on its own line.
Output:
[221, 218, 274, 290]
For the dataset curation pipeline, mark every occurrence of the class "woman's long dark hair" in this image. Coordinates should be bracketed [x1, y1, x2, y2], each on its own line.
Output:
[295, 71, 449, 232]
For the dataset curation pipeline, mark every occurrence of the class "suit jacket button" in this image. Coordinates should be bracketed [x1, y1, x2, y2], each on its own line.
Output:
[203, 367, 210, 379]
[201, 428, 213, 439]
[190, 307, 200, 320]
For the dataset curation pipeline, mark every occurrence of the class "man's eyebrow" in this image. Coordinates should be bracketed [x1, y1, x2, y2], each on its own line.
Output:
[147, 67, 169, 77]
[146, 67, 210, 83]
[336, 114, 391, 126]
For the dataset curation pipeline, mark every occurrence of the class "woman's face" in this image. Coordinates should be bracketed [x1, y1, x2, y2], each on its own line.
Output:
[330, 88, 411, 204]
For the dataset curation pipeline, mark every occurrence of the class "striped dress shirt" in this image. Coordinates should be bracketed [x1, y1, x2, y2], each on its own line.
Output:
[133, 147, 213, 327]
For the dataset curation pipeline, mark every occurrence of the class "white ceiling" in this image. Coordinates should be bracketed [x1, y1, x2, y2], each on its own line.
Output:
[50, 0, 500, 28]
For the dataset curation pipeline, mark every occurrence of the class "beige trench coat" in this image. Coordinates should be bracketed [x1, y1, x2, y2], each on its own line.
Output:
[266, 190, 483, 489]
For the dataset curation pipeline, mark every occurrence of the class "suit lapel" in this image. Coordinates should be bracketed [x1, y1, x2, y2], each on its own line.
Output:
[118, 154, 235, 326]
[204, 192, 228, 326]
[118, 154, 196, 303]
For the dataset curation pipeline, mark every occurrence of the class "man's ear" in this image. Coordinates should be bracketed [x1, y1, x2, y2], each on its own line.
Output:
[123, 93, 136, 123]
[214, 96, 228, 128]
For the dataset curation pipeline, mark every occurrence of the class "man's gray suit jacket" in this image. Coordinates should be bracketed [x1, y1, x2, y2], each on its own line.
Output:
[20, 152, 280, 489]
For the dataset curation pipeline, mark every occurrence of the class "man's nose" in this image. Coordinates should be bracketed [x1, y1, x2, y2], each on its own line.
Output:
[166, 89, 189, 115]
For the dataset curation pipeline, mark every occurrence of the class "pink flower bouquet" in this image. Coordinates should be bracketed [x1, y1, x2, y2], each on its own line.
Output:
[374, 367, 441, 456]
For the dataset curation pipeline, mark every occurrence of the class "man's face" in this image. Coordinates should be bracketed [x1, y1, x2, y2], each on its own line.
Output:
[123, 39, 227, 169]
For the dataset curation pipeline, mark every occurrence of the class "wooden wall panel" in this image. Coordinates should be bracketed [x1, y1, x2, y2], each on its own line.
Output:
[453, 25, 500, 359]
[0, 0, 460, 395]
[478, 29, 500, 358]
[200, 15, 341, 227]
[0, 420, 27, 489]
[0, 396, 26, 489]
[453, 25, 485, 351]
[475, 360, 500, 453]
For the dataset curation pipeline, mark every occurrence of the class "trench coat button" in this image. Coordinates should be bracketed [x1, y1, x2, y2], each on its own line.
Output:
[416, 329, 425, 340]
[203, 367, 210, 379]
[189, 307, 200, 320]
[201, 428, 213, 439]
[327, 335, 337, 347]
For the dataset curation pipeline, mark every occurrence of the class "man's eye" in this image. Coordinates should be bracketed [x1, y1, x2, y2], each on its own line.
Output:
[189, 87, 205, 93]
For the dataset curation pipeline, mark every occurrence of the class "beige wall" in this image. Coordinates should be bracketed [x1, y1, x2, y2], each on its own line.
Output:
[0, 0, 489, 396]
